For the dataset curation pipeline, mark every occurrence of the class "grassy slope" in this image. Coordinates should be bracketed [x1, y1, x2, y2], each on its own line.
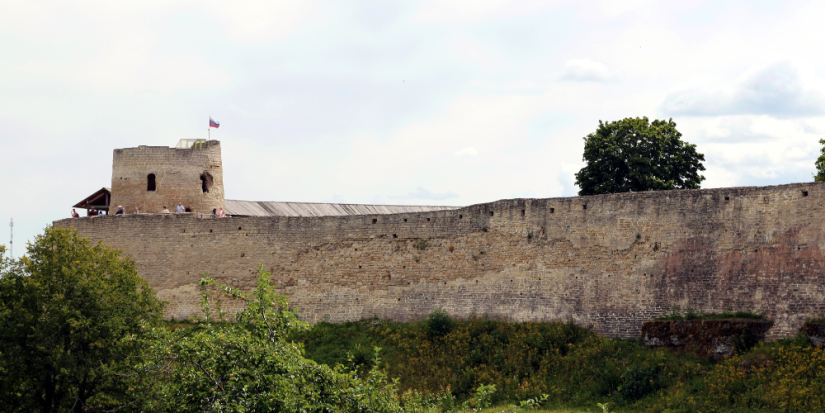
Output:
[290, 318, 825, 413]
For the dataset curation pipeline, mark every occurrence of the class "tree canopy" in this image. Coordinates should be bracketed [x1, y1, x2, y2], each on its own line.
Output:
[0, 227, 164, 412]
[574, 117, 706, 196]
[814, 139, 825, 182]
[135, 267, 404, 412]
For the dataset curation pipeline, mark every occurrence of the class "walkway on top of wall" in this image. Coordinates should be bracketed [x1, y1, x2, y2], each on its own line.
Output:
[224, 200, 460, 217]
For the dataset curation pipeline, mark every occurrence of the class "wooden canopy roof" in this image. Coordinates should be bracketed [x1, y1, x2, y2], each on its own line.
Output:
[73, 187, 111, 211]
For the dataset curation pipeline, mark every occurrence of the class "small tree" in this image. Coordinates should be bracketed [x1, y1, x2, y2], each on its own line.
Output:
[814, 139, 825, 182]
[575, 117, 706, 195]
[0, 227, 164, 412]
[139, 265, 404, 412]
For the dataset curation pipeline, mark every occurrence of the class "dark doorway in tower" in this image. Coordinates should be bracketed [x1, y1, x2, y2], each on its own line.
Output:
[147, 173, 156, 191]
[200, 172, 213, 193]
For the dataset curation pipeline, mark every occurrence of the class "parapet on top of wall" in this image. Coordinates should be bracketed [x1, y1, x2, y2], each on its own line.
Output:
[109, 140, 225, 214]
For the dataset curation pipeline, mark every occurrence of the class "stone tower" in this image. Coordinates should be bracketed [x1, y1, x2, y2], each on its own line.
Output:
[110, 140, 225, 214]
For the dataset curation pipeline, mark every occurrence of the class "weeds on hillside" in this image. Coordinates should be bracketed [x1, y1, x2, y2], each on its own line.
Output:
[293, 309, 825, 412]
[650, 335, 825, 412]
[291, 311, 708, 410]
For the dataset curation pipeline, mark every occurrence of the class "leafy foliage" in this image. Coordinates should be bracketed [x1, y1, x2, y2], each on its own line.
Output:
[617, 366, 662, 401]
[815, 139, 825, 182]
[574, 117, 706, 195]
[297, 319, 825, 412]
[293, 318, 703, 410]
[0, 227, 164, 412]
[138, 265, 404, 412]
[654, 340, 825, 412]
[425, 309, 454, 339]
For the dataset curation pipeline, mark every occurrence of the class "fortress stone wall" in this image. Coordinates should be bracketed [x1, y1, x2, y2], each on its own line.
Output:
[55, 182, 825, 339]
[110, 141, 224, 214]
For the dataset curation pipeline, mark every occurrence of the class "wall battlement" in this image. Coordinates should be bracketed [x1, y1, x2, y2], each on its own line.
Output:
[56, 181, 825, 339]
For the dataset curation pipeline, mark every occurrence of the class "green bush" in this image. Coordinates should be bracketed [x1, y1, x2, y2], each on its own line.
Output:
[140, 266, 404, 412]
[425, 309, 453, 339]
[618, 366, 661, 402]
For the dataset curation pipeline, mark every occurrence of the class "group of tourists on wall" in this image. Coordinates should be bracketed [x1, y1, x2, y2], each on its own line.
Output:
[72, 204, 227, 217]
[72, 208, 105, 217]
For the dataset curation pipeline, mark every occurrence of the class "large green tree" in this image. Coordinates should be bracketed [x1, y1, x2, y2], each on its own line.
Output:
[574, 117, 706, 196]
[0, 227, 164, 412]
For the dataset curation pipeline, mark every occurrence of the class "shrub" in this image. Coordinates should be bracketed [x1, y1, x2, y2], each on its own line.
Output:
[618, 365, 662, 402]
[425, 309, 453, 339]
[141, 265, 403, 412]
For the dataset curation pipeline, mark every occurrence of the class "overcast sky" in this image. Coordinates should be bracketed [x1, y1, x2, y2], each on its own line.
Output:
[3, 0, 825, 257]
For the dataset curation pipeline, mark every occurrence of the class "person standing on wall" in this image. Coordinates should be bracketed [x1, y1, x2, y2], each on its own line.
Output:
[177, 203, 185, 213]
[115, 206, 125, 215]
[71, 209, 79, 218]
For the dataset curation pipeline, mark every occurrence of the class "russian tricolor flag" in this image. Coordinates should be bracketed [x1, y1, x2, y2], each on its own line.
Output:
[209, 117, 220, 128]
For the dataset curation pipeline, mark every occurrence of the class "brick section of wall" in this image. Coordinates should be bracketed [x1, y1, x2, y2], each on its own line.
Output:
[109, 141, 224, 214]
[55, 182, 825, 339]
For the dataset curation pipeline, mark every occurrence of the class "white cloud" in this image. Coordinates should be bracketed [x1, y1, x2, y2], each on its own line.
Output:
[454, 147, 479, 157]
[392, 187, 460, 201]
[662, 61, 825, 117]
[411, 0, 562, 24]
[203, 1, 325, 44]
[559, 59, 613, 82]
[6, 1, 825, 257]
[673, 115, 824, 189]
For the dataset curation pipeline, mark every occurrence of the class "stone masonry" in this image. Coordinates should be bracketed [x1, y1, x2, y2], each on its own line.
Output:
[55, 181, 825, 339]
[109, 141, 224, 214]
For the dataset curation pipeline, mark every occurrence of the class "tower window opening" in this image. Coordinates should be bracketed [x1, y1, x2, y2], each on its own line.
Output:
[200, 172, 213, 193]
[147, 174, 156, 191]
